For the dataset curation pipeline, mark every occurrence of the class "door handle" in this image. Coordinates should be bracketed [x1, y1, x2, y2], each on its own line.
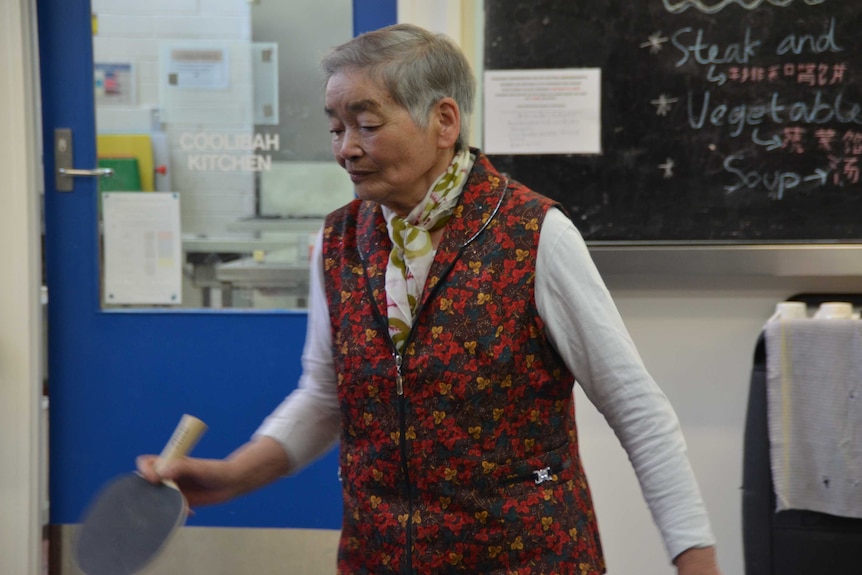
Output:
[54, 128, 115, 192]
[57, 167, 114, 177]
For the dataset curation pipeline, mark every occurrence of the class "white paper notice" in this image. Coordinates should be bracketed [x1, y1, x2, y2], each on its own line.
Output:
[483, 68, 602, 155]
[165, 46, 229, 90]
[102, 193, 182, 305]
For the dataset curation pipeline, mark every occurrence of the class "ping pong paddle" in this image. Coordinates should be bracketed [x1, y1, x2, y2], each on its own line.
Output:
[74, 414, 208, 575]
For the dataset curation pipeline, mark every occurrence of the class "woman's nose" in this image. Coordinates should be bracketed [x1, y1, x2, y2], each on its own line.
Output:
[336, 130, 362, 161]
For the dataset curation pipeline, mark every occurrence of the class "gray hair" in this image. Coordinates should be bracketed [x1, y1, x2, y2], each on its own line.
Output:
[321, 23, 475, 151]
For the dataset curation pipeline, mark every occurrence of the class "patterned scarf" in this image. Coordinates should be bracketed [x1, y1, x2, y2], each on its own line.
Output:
[384, 148, 473, 350]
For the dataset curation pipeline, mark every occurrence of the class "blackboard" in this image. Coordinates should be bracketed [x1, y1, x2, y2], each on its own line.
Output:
[484, 0, 862, 242]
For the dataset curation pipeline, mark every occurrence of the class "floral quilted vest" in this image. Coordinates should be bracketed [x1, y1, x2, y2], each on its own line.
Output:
[322, 152, 605, 575]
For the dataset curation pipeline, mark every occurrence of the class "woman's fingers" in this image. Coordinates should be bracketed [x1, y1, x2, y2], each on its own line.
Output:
[135, 454, 162, 483]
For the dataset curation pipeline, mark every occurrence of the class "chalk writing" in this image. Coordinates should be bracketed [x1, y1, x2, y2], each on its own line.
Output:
[723, 63, 847, 85]
[658, 158, 677, 178]
[652, 94, 680, 115]
[775, 17, 843, 55]
[688, 90, 862, 137]
[671, 27, 761, 66]
[663, 0, 827, 16]
[640, 32, 670, 53]
[651, 6, 859, 202]
[723, 154, 828, 198]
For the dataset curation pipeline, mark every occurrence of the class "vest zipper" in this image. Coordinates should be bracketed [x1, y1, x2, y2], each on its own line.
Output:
[393, 350, 412, 572]
[364, 295, 415, 572]
[395, 352, 404, 396]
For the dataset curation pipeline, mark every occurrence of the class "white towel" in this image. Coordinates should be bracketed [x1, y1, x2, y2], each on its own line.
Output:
[765, 318, 862, 518]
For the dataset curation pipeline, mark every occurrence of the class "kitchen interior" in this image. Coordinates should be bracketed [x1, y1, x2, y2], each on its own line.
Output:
[93, 0, 355, 310]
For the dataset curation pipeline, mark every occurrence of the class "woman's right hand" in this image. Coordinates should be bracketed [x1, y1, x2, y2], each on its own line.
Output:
[136, 454, 242, 508]
[136, 436, 292, 508]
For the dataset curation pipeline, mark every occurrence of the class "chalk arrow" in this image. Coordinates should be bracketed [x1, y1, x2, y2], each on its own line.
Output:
[706, 65, 727, 86]
[804, 169, 829, 186]
[751, 128, 782, 151]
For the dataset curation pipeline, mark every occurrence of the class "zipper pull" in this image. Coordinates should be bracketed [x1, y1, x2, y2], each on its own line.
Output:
[395, 353, 404, 396]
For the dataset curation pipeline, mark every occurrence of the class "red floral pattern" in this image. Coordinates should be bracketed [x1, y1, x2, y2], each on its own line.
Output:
[323, 152, 605, 574]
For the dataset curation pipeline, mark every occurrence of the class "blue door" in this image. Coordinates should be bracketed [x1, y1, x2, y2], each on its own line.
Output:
[39, 0, 395, 530]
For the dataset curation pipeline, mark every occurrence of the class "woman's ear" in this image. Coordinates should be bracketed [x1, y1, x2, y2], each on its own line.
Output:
[435, 97, 461, 148]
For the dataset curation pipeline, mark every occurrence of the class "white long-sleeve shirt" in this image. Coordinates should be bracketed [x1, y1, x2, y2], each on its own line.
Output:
[256, 206, 716, 561]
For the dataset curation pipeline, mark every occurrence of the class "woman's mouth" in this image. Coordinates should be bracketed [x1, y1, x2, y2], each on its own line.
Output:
[348, 170, 372, 183]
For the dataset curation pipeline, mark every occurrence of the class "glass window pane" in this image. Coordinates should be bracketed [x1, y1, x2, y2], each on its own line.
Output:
[93, 0, 353, 310]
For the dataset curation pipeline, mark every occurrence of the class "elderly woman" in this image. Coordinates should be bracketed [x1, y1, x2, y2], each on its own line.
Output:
[139, 23, 723, 575]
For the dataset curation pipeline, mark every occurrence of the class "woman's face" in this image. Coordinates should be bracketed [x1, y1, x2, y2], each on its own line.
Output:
[325, 68, 458, 216]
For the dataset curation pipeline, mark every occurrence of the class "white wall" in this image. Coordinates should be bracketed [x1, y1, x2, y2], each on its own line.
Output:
[0, 0, 45, 574]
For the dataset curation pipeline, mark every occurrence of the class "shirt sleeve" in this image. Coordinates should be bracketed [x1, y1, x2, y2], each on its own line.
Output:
[254, 228, 341, 472]
[535, 207, 716, 561]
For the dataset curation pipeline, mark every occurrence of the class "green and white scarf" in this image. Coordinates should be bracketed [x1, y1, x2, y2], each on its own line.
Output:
[384, 148, 473, 351]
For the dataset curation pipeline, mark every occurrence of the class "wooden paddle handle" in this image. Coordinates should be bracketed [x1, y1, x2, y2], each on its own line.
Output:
[154, 414, 208, 475]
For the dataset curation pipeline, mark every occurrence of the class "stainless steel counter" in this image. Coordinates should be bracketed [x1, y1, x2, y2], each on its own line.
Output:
[214, 249, 310, 307]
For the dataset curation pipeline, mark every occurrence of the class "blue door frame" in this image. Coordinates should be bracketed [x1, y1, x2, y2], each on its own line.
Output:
[39, 0, 395, 529]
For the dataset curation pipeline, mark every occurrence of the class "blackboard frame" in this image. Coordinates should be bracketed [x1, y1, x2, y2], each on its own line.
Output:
[587, 243, 862, 277]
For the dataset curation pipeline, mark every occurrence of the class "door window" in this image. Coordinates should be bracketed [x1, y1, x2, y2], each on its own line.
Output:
[92, 0, 353, 310]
